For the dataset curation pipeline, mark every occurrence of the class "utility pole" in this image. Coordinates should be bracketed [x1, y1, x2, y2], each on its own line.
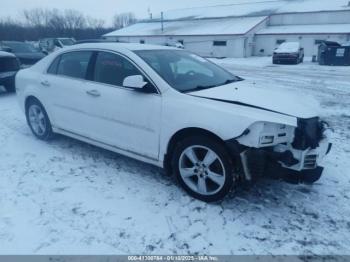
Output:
[161, 12, 164, 32]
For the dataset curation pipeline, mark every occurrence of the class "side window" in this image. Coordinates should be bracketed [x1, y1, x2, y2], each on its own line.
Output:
[93, 52, 143, 87]
[57, 51, 92, 79]
[47, 56, 61, 75]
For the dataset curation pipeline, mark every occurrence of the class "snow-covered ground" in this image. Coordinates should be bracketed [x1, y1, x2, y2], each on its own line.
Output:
[0, 57, 349, 255]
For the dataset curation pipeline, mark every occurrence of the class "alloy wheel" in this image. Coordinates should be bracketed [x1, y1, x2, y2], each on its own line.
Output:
[178, 145, 226, 196]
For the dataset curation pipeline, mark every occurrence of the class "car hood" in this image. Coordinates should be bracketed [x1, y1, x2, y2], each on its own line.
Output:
[189, 80, 320, 119]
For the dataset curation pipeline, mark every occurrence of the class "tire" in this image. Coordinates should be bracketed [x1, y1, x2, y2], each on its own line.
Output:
[171, 136, 235, 202]
[25, 98, 54, 141]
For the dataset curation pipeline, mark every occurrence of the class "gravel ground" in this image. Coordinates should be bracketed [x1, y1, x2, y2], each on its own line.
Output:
[0, 57, 349, 255]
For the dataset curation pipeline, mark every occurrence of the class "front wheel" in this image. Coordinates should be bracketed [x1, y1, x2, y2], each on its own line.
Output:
[26, 98, 54, 140]
[171, 136, 235, 202]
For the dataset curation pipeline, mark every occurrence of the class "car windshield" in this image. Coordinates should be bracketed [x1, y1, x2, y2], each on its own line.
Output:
[135, 50, 240, 93]
[3, 42, 38, 53]
[59, 39, 75, 46]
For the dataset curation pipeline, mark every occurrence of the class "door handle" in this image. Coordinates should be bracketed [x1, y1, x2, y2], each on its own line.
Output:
[86, 89, 101, 97]
[40, 80, 50, 87]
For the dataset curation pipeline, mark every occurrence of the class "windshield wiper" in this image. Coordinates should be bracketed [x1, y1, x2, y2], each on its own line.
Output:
[184, 78, 242, 93]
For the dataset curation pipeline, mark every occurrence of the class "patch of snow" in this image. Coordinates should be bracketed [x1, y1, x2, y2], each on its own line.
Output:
[274, 42, 300, 53]
[104, 16, 267, 37]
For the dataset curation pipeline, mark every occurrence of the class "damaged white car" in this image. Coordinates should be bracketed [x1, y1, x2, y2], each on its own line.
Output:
[16, 43, 332, 202]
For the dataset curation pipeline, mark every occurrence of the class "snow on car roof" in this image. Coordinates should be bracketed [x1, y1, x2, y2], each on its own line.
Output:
[257, 23, 350, 35]
[153, 0, 350, 20]
[104, 16, 267, 37]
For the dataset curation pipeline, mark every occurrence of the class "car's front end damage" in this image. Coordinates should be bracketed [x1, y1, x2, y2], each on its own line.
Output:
[227, 117, 332, 183]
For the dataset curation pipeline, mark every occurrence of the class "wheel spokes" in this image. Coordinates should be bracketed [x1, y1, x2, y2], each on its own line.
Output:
[197, 177, 207, 194]
[179, 145, 226, 196]
[203, 149, 217, 167]
[185, 148, 199, 165]
[180, 167, 196, 178]
[207, 171, 225, 186]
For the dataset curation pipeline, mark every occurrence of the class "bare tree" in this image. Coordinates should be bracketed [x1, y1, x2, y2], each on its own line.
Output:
[86, 16, 105, 29]
[113, 12, 136, 29]
[23, 8, 51, 27]
[63, 9, 86, 30]
[1, 8, 113, 41]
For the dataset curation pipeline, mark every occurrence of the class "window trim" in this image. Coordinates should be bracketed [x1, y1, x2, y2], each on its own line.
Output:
[45, 48, 161, 95]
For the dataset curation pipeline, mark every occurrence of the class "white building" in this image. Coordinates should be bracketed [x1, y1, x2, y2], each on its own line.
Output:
[104, 0, 350, 58]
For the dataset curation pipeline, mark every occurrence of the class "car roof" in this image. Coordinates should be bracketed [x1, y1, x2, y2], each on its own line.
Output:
[67, 42, 178, 52]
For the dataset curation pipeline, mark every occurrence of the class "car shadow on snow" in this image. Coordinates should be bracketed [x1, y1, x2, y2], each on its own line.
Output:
[47, 133, 319, 208]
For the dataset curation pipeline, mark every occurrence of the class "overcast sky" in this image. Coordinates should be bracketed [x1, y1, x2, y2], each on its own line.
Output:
[1, 0, 258, 24]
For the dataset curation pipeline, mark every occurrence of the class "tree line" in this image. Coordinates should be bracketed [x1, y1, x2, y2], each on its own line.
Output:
[0, 8, 137, 41]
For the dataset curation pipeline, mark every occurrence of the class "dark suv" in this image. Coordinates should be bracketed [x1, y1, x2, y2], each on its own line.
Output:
[0, 51, 20, 92]
[0, 41, 45, 66]
[273, 42, 304, 64]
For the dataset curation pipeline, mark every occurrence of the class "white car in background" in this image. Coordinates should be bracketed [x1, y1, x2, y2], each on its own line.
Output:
[16, 43, 332, 202]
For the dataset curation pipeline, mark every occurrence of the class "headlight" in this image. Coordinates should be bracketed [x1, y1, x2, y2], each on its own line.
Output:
[237, 122, 295, 148]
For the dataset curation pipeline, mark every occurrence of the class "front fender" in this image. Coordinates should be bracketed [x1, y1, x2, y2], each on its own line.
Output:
[159, 94, 297, 161]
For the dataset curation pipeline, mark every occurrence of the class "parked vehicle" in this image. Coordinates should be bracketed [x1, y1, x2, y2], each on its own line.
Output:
[0, 41, 46, 66]
[16, 43, 332, 202]
[273, 42, 304, 64]
[0, 51, 20, 92]
[39, 38, 76, 53]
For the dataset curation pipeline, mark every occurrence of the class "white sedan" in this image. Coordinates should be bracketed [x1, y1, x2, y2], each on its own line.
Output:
[16, 43, 332, 202]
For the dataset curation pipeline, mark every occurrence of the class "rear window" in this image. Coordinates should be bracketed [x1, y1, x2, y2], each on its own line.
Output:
[0, 57, 20, 73]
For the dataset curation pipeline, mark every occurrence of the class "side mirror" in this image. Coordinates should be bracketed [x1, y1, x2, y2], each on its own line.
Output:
[123, 75, 147, 90]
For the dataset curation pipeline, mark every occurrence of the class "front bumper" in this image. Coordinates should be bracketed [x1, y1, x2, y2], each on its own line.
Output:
[273, 137, 332, 171]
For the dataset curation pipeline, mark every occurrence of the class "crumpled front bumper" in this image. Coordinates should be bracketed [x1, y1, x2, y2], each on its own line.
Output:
[273, 127, 332, 171]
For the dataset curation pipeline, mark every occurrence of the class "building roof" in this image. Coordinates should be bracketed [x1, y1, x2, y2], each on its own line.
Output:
[257, 23, 350, 35]
[104, 16, 267, 37]
[156, 0, 350, 20]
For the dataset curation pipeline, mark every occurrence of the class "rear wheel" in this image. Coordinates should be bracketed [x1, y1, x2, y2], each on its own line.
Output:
[171, 136, 235, 202]
[26, 99, 54, 140]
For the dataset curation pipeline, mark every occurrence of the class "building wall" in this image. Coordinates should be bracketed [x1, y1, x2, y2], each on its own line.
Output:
[255, 34, 350, 56]
[269, 11, 350, 26]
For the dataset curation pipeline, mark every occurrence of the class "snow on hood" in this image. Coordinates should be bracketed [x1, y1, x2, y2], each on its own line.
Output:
[189, 80, 320, 119]
[275, 42, 300, 53]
